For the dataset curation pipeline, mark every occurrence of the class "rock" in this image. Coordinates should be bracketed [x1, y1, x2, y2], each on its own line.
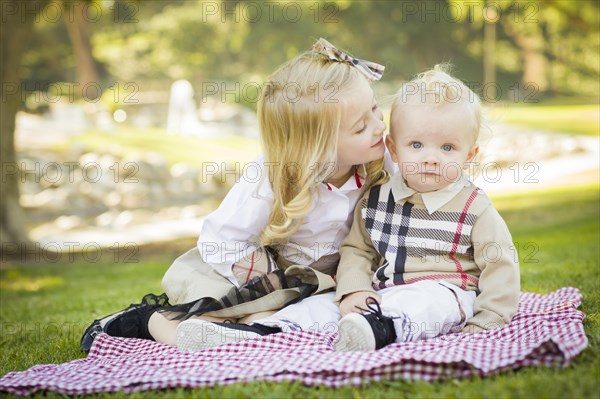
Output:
[180, 205, 204, 219]
[66, 143, 87, 160]
[96, 210, 119, 228]
[113, 210, 134, 228]
[104, 191, 122, 207]
[129, 209, 156, 224]
[119, 182, 151, 208]
[78, 152, 101, 167]
[54, 215, 81, 231]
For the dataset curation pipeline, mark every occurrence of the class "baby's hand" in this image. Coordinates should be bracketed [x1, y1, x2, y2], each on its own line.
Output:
[462, 324, 485, 334]
[339, 291, 381, 317]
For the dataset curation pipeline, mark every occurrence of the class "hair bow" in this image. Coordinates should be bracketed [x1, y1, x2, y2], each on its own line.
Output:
[312, 37, 385, 81]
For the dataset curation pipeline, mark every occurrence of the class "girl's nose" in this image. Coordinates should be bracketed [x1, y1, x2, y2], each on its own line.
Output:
[374, 108, 385, 134]
[376, 119, 386, 136]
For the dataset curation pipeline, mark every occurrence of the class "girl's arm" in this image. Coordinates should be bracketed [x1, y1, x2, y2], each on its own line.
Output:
[197, 160, 272, 286]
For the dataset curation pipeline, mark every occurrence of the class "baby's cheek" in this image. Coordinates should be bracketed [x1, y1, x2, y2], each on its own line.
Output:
[444, 163, 462, 181]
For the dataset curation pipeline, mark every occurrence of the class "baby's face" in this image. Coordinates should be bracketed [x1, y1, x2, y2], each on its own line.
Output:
[387, 102, 478, 193]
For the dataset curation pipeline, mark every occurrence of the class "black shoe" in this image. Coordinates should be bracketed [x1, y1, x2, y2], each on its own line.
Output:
[334, 297, 398, 351]
[80, 293, 170, 352]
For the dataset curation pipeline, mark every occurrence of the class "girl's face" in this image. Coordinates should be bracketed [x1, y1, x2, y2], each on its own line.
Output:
[335, 78, 386, 176]
[387, 102, 479, 193]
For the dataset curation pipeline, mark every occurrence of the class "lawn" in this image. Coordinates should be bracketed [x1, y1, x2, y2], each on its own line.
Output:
[0, 183, 598, 398]
[487, 104, 599, 136]
[52, 127, 262, 166]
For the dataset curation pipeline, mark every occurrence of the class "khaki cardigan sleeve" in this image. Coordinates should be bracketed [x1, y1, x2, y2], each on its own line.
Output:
[334, 194, 382, 302]
[468, 205, 521, 329]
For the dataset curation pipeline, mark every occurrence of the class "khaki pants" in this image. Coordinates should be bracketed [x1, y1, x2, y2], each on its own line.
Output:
[162, 247, 234, 304]
[161, 246, 337, 319]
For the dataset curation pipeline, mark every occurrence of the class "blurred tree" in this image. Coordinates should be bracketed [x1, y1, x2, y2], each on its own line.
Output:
[1, 0, 51, 248]
[63, 0, 102, 99]
[18, 0, 599, 100]
[1, 0, 111, 247]
[451, 0, 599, 99]
[3, 0, 598, 248]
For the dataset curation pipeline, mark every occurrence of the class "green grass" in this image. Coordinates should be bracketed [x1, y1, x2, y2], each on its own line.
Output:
[53, 127, 261, 166]
[488, 104, 599, 136]
[1, 184, 599, 398]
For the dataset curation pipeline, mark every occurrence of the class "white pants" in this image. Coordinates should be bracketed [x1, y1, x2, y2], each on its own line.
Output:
[251, 292, 341, 335]
[251, 280, 476, 343]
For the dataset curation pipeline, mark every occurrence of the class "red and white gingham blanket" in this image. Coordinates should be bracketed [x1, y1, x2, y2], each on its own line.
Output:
[0, 287, 588, 396]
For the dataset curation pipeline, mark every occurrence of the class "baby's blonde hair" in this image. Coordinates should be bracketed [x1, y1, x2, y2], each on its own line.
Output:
[391, 64, 482, 144]
[258, 51, 387, 245]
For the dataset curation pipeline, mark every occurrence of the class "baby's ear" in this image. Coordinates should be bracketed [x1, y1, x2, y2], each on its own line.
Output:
[466, 145, 479, 162]
[386, 135, 398, 163]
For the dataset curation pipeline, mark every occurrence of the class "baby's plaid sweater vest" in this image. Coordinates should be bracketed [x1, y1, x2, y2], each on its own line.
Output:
[361, 181, 492, 291]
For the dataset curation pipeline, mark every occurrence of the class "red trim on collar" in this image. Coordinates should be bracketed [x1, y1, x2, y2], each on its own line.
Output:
[323, 168, 363, 191]
[354, 169, 363, 189]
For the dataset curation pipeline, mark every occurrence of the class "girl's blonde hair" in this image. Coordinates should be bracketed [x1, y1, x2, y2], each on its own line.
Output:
[391, 64, 483, 144]
[258, 51, 387, 245]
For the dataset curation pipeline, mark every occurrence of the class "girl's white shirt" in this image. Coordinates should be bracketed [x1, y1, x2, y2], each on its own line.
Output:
[198, 152, 397, 286]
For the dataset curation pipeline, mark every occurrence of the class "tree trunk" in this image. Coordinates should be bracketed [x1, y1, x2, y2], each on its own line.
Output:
[501, 11, 548, 95]
[63, 0, 101, 98]
[1, 0, 50, 251]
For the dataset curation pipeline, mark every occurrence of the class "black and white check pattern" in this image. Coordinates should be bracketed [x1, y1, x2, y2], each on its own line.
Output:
[0, 287, 588, 395]
[363, 184, 481, 289]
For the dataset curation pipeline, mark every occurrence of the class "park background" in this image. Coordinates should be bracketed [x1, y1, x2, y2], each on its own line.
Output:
[1, 1, 599, 398]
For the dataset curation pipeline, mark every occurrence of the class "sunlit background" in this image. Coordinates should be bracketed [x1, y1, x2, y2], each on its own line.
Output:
[2, 0, 599, 254]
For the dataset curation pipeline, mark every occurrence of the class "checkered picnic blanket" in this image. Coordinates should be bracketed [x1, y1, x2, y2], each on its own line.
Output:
[0, 287, 588, 396]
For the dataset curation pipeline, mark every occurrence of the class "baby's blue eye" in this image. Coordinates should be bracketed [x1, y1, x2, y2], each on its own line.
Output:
[411, 142, 422, 149]
[442, 144, 453, 151]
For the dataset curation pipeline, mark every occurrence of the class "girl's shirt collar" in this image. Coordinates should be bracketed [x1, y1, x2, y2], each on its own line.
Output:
[323, 168, 364, 192]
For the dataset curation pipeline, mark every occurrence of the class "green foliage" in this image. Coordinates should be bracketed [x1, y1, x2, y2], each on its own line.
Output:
[1, 184, 598, 398]
[20, 0, 600, 105]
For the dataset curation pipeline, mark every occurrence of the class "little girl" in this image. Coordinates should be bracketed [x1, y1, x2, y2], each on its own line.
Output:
[81, 38, 392, 351]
